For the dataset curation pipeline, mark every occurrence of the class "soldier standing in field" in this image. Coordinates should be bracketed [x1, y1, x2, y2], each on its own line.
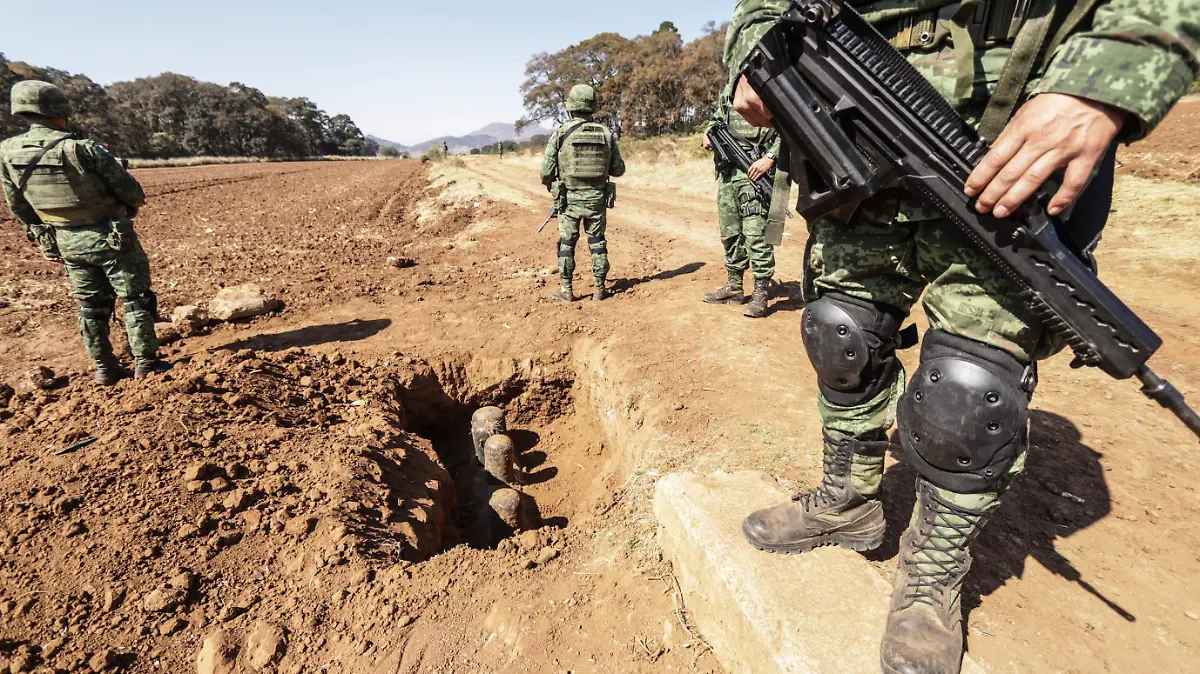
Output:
[1, 81, 171, 385]
[497, 141, 505, 158]
[540, 84, 626, 302]
[722, 1, 1199, 672]
[442, 140, 449, 156]
[701, 98, 780, 318]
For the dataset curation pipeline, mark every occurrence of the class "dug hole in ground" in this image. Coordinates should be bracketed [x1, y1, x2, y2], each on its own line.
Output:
[0, 99, 1198, 673]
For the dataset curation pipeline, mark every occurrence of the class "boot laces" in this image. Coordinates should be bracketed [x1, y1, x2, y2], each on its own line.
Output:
[791, 441, 848, 511]
[902, 495, 987, 608]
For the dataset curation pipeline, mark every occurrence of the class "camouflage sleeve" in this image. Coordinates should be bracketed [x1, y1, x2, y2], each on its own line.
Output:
[540, 129, 561, 190]
[78, 140, 146, 208]
[767, 133, 782, 157]
[0, 159, 42, 236]
[1033, 0, 1200, 141]
[723, 0, 792, 91]
[608, 134, 626, 178]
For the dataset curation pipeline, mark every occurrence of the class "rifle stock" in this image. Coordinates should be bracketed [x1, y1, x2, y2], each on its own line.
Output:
[742, 0, 1200, 439]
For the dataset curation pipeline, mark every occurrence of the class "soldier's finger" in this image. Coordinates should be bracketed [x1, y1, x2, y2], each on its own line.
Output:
[991, 150, 1063, 219]
[1047, 155, 1098, 216]
[965, 130, 1025, 198]
[974, 143, 1044, 214]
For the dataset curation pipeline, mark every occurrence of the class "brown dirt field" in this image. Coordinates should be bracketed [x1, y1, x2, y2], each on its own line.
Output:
[0, 102, 1197, 674]
[1117, 95, 1200, 183]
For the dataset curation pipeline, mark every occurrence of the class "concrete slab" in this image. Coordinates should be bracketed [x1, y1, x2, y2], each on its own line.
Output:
[654, 471, 985, 674]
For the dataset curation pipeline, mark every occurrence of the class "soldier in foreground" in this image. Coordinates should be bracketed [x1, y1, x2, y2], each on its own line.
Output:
[701, 96, 780, 318]
[540, 84, 626, 302]
[723, 1, 1198, 672]
[1, 81, 171, 385]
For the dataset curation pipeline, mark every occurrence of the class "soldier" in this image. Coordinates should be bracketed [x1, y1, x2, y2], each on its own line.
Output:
[497, 141, 505, 158]
[442, 140, 449, 156]
[722, 2, 1198, 673]
[540, 84, 626, 302]
[1, 81, 171, 385]
[701, 97, 780, 318]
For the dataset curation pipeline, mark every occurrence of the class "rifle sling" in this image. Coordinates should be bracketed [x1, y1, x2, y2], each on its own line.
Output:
[977, 0, 1057, 141]
[16, 132, 75, 193]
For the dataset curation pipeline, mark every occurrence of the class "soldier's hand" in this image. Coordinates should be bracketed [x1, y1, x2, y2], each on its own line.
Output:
[702, 135, 713, 151]
[748, 156, 776, 181]
[734, 76, 774, 127]
[965, 93, 1126, 218]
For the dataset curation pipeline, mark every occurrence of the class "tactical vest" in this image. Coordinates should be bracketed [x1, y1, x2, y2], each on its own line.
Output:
[3, 134, 121, 223]
[558, 121, 613, 182]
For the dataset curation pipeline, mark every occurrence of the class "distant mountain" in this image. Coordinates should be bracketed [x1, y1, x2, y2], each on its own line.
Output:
[367, 135, 407, 152]
[403, 122, 554, 155]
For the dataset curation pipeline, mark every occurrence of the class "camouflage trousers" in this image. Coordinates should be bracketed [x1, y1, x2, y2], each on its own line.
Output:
[55, 220, 160, 366]
[557, 188, 610, 286]
[717, 170, 775, 282]
[806, 189, 1060, 509]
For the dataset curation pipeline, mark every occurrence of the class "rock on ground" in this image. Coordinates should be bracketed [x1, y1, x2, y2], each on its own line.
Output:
[208, 284, 281, 321]
[196, 629, 238, 674]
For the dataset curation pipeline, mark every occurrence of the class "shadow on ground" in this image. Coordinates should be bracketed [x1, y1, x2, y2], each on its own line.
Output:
[610, 261, 705, 293]
[866, 409, 1129, 640]
[217, 318, 392, 352]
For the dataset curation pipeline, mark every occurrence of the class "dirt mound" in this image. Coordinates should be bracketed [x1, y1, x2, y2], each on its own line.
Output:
[0, 345, 575, 672]
[1118, 96, 1200, 182]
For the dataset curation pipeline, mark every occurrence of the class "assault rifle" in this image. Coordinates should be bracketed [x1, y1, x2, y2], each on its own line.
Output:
[707, 121, 776, 201]
[741, 0, 1200, 439]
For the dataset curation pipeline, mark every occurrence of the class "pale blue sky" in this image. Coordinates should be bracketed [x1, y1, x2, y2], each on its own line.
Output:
[3, 1, 732, 145]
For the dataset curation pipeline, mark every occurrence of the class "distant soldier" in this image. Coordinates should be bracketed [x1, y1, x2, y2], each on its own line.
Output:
[701, 97, 779, 318]
[540, 84, 626, 302]
[442, 140, 449, 156]
[497, 141, 504, 158]
[0, 81, 171, 385]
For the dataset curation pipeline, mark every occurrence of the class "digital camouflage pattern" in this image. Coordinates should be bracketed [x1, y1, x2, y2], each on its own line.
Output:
[57, 223, 159, 367]
[540, 105, 626, 290]
[1, 117, 160, 370]
[722, 0, 1199, 515]
[717, 171, 775, 282]
[707, 97, 782, 284]
[9, 80, 72, 120]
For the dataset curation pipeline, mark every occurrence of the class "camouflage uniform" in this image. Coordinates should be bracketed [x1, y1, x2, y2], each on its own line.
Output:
[1, 81, 166, 384]
[540, 85, 626, 301]
[724, 1, 1198, 671]
[707, 101, 781, 287]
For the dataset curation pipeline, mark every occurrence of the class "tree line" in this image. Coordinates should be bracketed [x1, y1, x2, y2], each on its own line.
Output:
[517, 21, 725, 139]
[1, 54, 377, 159]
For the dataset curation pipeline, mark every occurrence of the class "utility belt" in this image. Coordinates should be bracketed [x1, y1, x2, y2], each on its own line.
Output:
[33, 203, 129, 228]
[877, 0, 1032, 51]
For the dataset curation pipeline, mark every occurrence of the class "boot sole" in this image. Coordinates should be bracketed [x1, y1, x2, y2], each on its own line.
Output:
[702, 297, 744, 305]
[741, 516, 886, 554]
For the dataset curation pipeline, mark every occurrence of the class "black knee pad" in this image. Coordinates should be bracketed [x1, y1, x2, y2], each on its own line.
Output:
[587, 234, 607, 255]
[79, 296, 116, 321]
[897, 330, 1038, 493]
[122, 290, 158, 318]
[801, 293, 910, 406]
[557, 238, 576, 258]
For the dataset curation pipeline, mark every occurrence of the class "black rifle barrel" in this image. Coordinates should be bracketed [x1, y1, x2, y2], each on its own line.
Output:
[742, 0, 1200, 440]
[706, 122, 775, 201]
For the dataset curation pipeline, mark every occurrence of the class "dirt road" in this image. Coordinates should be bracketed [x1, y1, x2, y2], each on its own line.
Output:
[0, 108, 1197, 673]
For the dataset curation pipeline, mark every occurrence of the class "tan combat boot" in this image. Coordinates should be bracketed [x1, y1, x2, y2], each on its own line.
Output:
[552, 284, 575, 302]
[880, 480, 997, 674]
[742, 436, 887, 553]
[702, 273, 744, 305]
[742, 278, 770, 318]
